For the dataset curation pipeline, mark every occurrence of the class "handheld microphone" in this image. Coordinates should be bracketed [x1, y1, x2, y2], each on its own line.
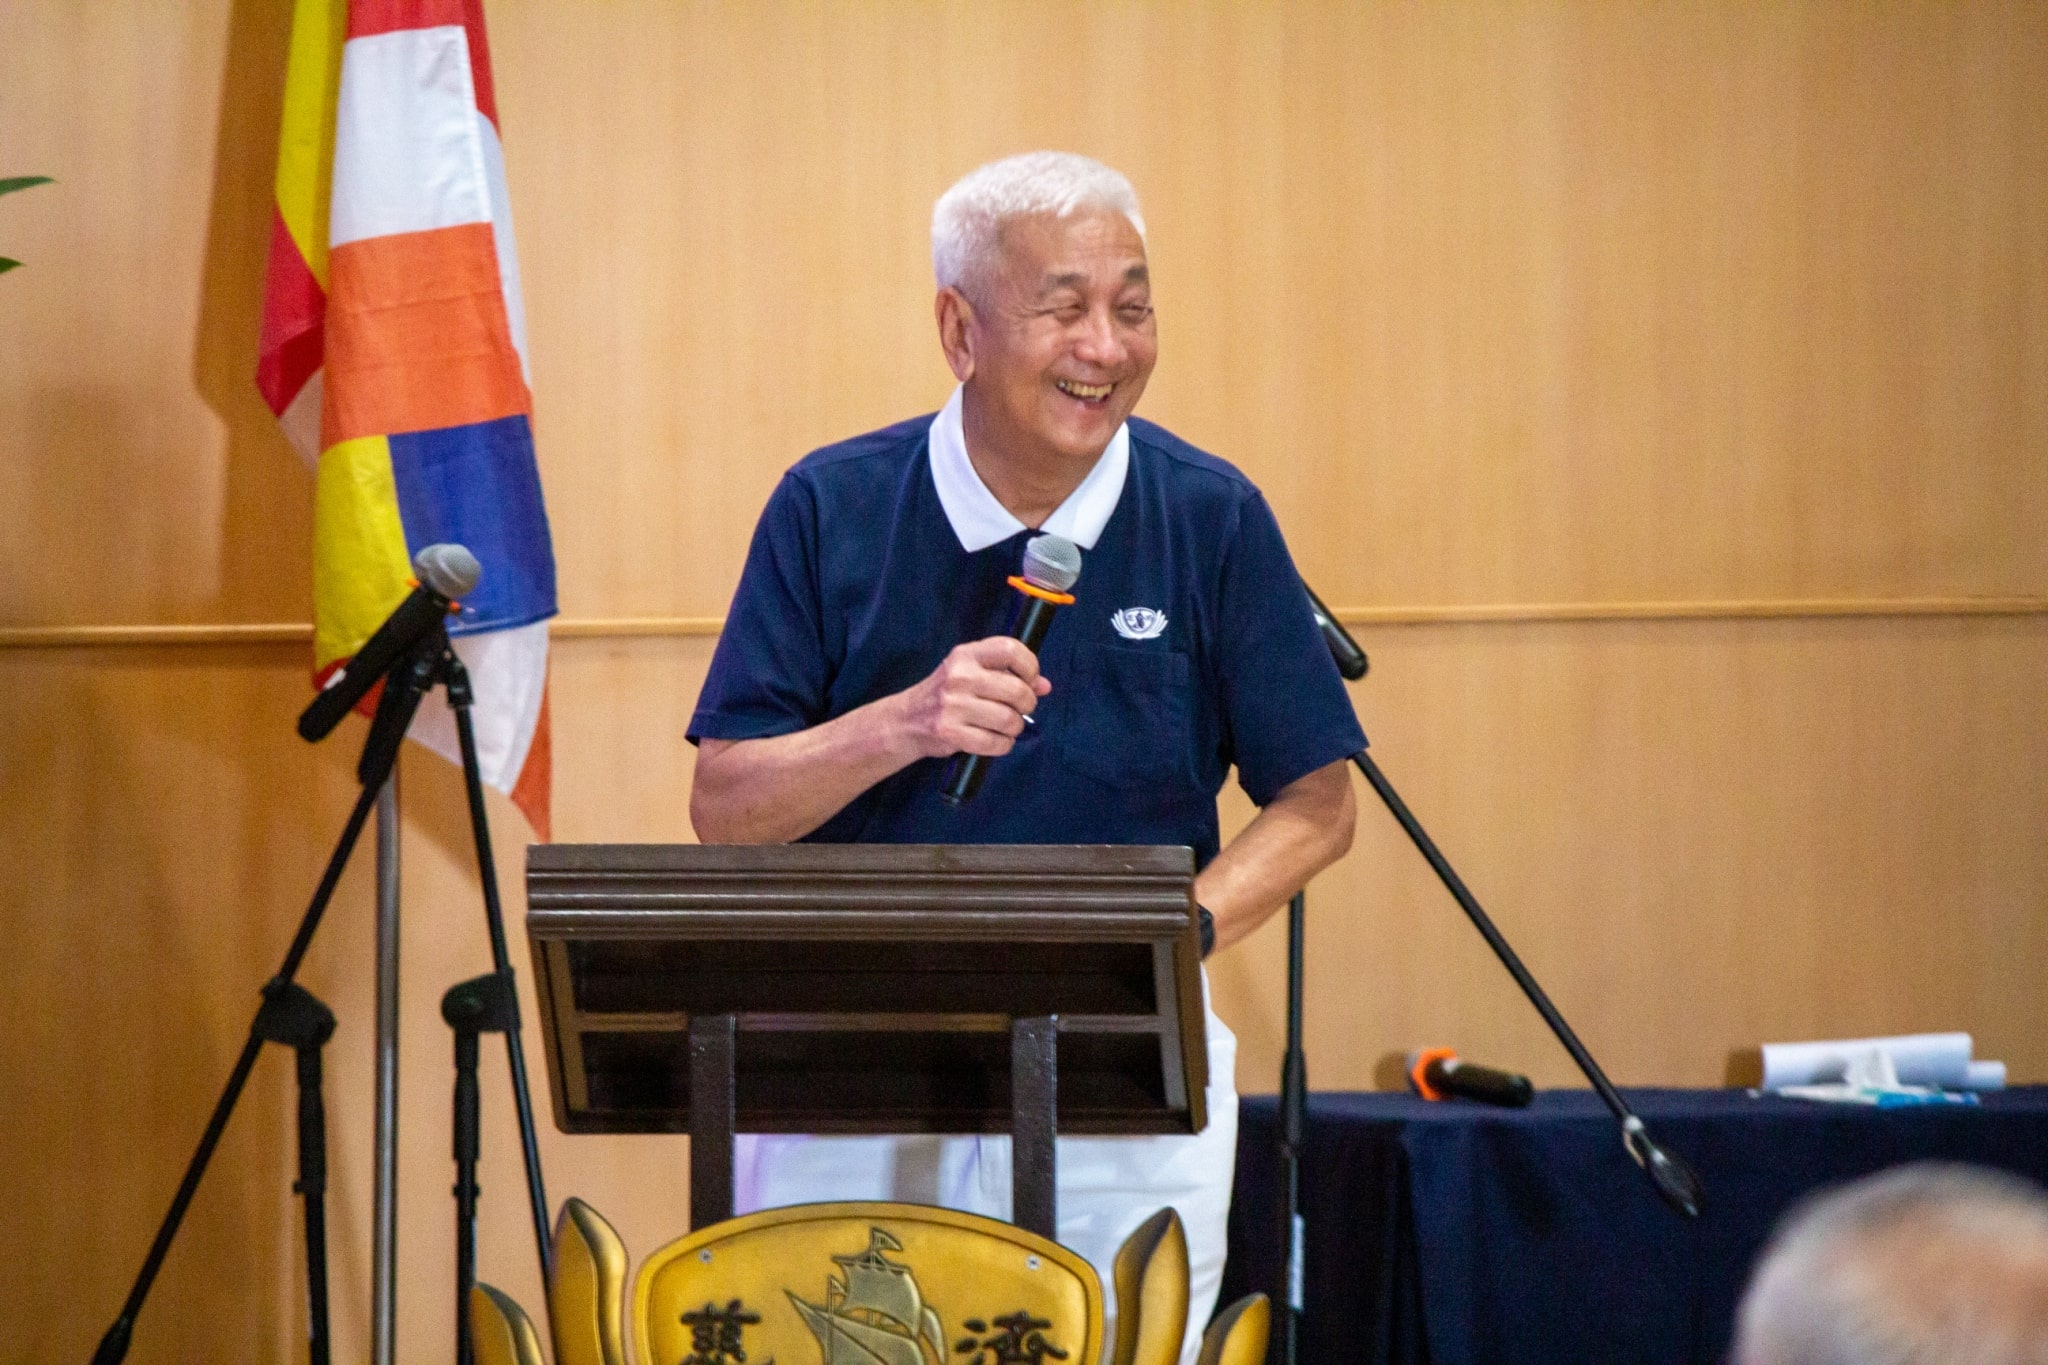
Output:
[1303, 580, 1367, 680]
[296, 543, 481, 743]
[940, 532, 1082, 805]
[1407, 1048, 1535, 1108]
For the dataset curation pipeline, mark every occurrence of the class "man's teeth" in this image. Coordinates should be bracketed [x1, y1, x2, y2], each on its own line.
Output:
[1056, 379, 1113, 400]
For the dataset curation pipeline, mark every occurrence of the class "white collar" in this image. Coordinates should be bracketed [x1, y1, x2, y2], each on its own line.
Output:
[927, 384, 1129, 553]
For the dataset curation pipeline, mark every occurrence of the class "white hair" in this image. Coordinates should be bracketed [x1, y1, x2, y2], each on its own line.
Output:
[1734, 1163, 2048, 1365]
[931, 151, 1146, 300]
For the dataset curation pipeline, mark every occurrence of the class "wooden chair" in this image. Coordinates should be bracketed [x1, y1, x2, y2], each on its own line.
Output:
[635, 1201, 1102, 1365]
[1111, 1207, 1190, 1365]
[549, 1196, 628, 1365]
[1195, 1293, 1271, 1365]
[470, 1283, 547, 1365]
[485, 1196, 1266, 1365]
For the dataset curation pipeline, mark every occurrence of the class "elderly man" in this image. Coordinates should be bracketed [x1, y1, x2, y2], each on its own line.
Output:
[689, 151, 1363, 1361]
[1734, 1163, 2048, 1365]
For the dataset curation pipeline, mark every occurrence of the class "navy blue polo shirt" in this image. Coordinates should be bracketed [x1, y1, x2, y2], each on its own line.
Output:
[688, 410, 1367, 866]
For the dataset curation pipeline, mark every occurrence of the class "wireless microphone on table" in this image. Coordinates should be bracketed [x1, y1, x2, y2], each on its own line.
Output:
[940, 532, 1082, 805]
[1407, 1047, 1536, 1108]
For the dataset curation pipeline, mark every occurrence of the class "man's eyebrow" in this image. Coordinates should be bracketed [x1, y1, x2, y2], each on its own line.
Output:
[1036, 264, 1152, 293]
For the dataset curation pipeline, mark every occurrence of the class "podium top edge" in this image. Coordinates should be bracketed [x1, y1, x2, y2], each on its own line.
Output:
[527, 843, 1196, 877]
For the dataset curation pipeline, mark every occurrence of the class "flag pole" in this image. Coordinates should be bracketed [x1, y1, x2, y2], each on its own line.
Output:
[371, 773, 401, 1365]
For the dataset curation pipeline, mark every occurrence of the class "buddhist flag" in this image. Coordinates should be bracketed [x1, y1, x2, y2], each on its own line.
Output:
[257, 0, 556, 838]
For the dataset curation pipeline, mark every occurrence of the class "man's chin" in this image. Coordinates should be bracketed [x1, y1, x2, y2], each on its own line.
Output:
[1038, 402, 1132, 462]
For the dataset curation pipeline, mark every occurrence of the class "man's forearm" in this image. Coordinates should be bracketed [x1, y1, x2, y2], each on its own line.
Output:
[690, 695, 921, 843]
[1194, 758, 1357, 953]
[692, 637, 1050, 844]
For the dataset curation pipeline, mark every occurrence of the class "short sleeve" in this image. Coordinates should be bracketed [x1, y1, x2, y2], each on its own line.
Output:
[688, 473, 831, 743]
[1215, 490, 1368, 805]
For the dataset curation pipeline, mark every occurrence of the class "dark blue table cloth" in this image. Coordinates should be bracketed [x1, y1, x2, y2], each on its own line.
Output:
[1220, 1087, 2048, 1364]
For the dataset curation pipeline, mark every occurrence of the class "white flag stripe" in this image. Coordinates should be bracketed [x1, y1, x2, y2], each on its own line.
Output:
[330, 26, 492, 248]
[478, 117, 531, 384]
[406, 620, 548, 795]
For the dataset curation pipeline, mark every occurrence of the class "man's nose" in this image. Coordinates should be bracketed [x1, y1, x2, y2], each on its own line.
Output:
[1072, 305, 1127, 366]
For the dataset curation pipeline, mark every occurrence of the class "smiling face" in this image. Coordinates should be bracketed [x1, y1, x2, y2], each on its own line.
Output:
[938, 207, 1158, 508]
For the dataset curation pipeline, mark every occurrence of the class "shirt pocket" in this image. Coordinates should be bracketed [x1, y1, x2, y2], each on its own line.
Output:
[1054, 642, 1197, 790]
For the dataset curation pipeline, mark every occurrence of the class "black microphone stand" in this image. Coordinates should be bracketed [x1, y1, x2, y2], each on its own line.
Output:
[1277, 890, 1307, 1365]
[1269, 585, 1703, 1365]
[368, 627, 556, 1292]
[91, 671, 410, 1364]
[89, 621, 554, 1365]
[1298, 582, 1702, 1217]
[443, 969, 521, 1365]
[1346, 747, 1702, 1217]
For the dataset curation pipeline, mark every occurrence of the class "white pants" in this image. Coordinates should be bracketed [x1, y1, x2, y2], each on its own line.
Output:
[735, 990, 1239, 1365]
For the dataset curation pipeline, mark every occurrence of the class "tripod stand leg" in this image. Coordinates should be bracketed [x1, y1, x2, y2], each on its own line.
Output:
[450, 695, 553, 1282]
[443, 969, 519, 1365]
[451, 1026, 482, 1365]
[295, 1044, 332, 1365]
[91, 776, 385, 1365]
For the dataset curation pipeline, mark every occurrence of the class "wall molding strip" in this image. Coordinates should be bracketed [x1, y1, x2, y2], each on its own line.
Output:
[3, 597, 2044, 651]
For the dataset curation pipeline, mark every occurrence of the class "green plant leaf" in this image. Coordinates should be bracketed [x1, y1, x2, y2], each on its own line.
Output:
[0, 258, 21, 273]
[0, 176, 54, 197]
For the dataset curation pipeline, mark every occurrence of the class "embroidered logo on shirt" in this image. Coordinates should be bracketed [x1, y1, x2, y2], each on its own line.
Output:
[1110, 607, 1169, 641]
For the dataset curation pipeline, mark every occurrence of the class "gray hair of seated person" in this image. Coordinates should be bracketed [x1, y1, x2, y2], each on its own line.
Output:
[1734, 1162, 2048, 1365]
[931, 151, 1146, 304]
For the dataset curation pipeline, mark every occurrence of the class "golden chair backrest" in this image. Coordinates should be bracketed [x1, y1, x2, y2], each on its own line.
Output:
[635, 1201, 1104, 1365]
[1195, 1293, 1270, 1365]
[1111, 1207, 1191, 1365]
[551, 1195, 629, 1365]
[471, 1283, 548, 1365]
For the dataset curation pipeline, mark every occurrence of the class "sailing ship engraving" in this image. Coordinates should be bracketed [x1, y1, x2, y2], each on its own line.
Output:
[787, 1227, 948, 1365]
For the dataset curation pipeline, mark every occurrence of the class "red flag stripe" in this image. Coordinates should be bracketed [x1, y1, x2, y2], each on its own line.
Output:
[256, 207, 326, 418]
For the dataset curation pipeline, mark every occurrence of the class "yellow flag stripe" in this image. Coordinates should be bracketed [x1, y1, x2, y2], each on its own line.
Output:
[273, 0, 346, 286]
[312, 435, 413, 669]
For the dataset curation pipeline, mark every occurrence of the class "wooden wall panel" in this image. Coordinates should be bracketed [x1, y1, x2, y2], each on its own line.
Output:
[486, 0, 2048, 618]
[8, 619, 2046, 1360]
[2, 2, 2045, 1362]
[1212, 614, 2048, 1094]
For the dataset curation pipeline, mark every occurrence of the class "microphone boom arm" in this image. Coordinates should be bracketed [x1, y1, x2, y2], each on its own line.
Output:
[1309, 584, 1701, 1217]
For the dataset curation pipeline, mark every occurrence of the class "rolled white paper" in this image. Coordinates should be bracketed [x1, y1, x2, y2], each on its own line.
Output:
[1962, 1059, 2007, 1091]
[1760, 1033, 1973, 1091]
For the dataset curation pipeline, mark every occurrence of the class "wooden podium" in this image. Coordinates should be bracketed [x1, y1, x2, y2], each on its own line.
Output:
[525, 843, 1208, 1238]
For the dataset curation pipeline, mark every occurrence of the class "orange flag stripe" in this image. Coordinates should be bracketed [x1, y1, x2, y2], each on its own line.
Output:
[321, 221, 529, 448]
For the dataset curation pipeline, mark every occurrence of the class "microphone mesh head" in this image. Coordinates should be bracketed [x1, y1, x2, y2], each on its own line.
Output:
[1020, 533, 1082, 592]
[414, 543, 482, 598]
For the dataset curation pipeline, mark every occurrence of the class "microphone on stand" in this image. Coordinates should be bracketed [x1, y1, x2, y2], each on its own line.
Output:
[1407, 1048, 1535, 1107]
[297, 544, 480, 743]
[941, 532, 1082, 805]
[1304, 580, 1367, 680]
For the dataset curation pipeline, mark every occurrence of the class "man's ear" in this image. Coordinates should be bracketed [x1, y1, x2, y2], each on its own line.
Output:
[935, 287, 976, 383]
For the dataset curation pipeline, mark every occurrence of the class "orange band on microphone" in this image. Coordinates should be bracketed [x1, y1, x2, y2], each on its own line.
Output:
[1410, 1047, 1457, 1101]
[1008, 575, 1075, 605]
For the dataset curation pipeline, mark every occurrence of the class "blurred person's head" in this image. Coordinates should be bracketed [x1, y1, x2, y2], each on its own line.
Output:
[1735, 1163, 2048, 1365]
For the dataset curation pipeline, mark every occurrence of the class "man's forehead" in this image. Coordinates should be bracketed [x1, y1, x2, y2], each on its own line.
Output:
[998, 209, 1148, 285]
